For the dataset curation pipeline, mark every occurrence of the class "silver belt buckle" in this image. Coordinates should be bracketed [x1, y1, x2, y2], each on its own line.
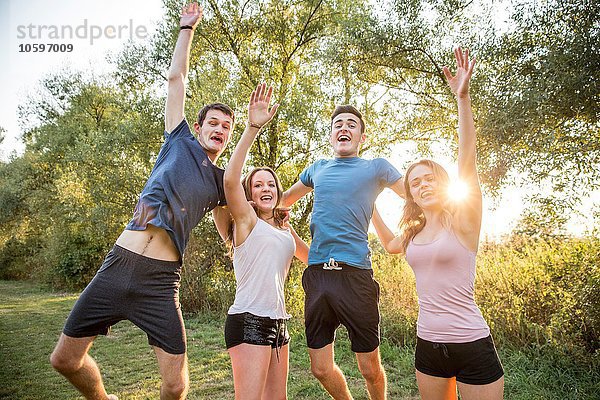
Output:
[323, 257, 342, 271]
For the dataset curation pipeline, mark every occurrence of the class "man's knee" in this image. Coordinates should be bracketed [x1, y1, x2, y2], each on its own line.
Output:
[311, 359, 335, 381]
[358, 360, 384, 383]
[50, 348, 83, 374]
[162, 375, 189, 398]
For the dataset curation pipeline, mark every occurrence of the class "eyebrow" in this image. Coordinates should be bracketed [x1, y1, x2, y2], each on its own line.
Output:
[207, 117, 231, 125]
[410, 173, 434, 183]
[333, 117, 358, 125]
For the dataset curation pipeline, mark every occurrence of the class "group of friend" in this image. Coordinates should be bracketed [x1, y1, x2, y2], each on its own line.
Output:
[49, 3, 504, 400]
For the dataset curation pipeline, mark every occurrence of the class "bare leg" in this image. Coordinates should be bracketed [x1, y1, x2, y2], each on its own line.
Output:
[50, 334, 117, 400]
[356, 348, 387, 400]
[262, 344, 289, 400]
[308, 344, 353, 400]
[457, 376, 504, 400]
[228, 343, 272, 399]
[153, 346, 189, 400]
[415, 370, 457, 400]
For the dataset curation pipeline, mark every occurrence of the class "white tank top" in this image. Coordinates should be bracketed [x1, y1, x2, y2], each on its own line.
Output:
[228, 218, 295, 319]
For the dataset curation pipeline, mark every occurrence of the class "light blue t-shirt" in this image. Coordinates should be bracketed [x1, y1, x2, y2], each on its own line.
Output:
[300, 157, 402, 269]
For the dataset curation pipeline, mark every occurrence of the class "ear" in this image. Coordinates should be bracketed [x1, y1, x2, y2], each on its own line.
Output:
[359, 132, 367, 144]
[193, 121, 201, 134]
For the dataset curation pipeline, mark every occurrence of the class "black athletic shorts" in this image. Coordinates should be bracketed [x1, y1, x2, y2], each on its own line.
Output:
[225, 312, 289, 349]
[302, 263, 381, 353]
[415, 335, 504, 385]
[63, 245, 186, 354]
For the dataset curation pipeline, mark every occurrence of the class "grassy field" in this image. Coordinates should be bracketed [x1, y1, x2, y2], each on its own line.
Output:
[1, 280, 598, 399]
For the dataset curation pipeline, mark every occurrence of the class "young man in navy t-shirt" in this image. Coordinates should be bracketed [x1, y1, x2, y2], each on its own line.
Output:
[50, 4, 232, 399]
[283, 105, 404, 400]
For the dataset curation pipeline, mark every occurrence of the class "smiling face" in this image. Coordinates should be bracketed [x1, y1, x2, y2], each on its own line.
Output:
[247, 169, 282, 218]
[193, 109, 233, 161]
[330, 112, 366, 158]
[406, 163, 448, 211]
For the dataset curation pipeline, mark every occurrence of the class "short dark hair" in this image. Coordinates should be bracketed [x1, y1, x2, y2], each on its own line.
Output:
[331, 105, 365, 133]
[197, 103, 235, 126]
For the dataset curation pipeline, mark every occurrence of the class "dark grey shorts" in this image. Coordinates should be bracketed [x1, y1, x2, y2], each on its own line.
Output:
[302, 264, 381, 353]
[63, 245, 186, 354]
[415, 335, 504, 385]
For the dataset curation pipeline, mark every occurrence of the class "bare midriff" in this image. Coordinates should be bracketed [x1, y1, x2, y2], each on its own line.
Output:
[115, 225, 180, 262]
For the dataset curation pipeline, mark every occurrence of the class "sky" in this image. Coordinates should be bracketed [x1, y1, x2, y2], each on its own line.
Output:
[1, 0, 597, 241]
[0, 0, 164, 155]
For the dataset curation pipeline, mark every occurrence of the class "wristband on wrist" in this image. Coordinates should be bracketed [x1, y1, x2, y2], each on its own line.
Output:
[248, 122, 262, 129]
[180, 25, 194, 31]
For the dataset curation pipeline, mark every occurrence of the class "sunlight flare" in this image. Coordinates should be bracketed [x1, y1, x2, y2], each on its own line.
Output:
[447, 180, 469, 202]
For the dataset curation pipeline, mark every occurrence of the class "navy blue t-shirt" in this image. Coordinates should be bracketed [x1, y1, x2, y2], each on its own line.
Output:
[300, 157, 402, 269]
[126, 119, 226, 258]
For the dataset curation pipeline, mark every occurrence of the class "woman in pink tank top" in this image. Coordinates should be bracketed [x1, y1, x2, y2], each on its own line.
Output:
[372, 48, 504, 399]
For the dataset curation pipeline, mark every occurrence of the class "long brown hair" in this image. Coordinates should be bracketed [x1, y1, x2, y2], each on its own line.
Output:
[226, 166, 285, 252]
[398, 159, 454, 253]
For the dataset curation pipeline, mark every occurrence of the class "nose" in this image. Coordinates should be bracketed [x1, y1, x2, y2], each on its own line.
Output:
[213, 124, 223, 134]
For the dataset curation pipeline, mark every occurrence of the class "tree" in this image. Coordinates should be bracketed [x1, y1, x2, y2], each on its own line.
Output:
[0, 70, 164, 287]
[476, 0, 600, 195]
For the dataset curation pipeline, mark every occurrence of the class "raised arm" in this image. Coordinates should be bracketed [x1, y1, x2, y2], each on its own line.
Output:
[282, 181, 313, 207]
[212, 206, 232, 242]
[443, 47, 482, 243]
[388, 178, 406, 199]
[165, 3, 203, 133]
[371, 205, 403, 254]
[224, 84, 279, 244]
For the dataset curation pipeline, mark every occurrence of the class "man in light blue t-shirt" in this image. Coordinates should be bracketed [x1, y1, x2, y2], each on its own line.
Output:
[283, 105, 404, 400]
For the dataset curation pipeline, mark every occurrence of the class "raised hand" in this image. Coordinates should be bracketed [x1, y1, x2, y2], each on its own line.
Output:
[180, 2, 203, 29]
[248, 83, 279, 128]
[443, 47, 476, 99]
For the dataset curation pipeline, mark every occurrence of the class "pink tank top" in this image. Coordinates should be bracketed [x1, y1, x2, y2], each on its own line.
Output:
[405, 229, 490, 343]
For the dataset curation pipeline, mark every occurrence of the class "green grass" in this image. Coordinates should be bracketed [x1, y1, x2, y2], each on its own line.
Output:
[1, 280, 598, 399]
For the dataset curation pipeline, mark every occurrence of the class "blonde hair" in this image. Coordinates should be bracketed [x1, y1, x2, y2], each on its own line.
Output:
[398, 159, 454, 253]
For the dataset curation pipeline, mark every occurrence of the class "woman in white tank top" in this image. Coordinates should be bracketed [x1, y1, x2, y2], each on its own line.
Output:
[215, 83, 308, 400]
[371, 48, 504, 399]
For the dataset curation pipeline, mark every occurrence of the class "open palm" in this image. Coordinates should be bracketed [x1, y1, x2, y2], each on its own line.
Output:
[248, 83, 279, 127]
[443, 47, 475, 98]
[180, 2, 203, 28]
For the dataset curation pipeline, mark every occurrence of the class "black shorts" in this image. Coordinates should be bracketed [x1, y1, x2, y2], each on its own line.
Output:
[415, 335, 504, 385]
[225, 312, 289, 349]
[302, 264, 380, 353]
[63, 245, 186, 354]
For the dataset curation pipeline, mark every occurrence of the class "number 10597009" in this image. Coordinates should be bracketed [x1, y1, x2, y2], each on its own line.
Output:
[19, 43, 74, 52]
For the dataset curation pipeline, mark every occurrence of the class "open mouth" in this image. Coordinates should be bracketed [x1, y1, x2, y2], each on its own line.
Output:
[337, 134, 351, 142]
[210, 136, 224, 144]
[421, 190, 434, 199]
[260, 195, 273, 201]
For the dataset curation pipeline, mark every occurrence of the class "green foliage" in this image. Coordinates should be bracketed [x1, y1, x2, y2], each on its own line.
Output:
[0, 237, 38, 280]
[476, 236, 600, 357]
[0, 70, 163, 288]
[180, 218, 236, 313]
[476, 0, 600, 194]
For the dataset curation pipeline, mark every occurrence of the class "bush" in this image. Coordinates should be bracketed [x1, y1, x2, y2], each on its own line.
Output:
[0, 237, 39, 280]
[43, 232, 109, 289]
[180, 220, 236, 313]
